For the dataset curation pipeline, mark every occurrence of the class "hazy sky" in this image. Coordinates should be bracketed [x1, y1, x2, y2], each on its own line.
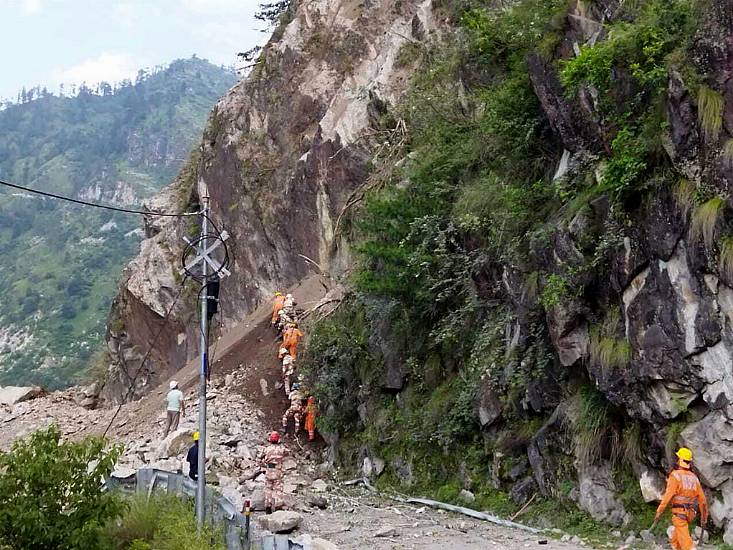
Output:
[0, 0, 270, 100]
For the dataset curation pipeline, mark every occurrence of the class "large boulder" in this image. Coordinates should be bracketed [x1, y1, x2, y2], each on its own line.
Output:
[157, 427, 195, 458]
[0, 386, 43, 406]
[258, 510, 303, 533]
[576, 464, 628, 525]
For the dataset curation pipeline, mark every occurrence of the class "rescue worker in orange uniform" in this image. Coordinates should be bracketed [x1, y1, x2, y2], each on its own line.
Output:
[282, 322, 304, 359]
[257, 431, 287, 514]
[304, 395, 318, 441]
[653, 447, 708, 550]
[271, 292, 285, 327]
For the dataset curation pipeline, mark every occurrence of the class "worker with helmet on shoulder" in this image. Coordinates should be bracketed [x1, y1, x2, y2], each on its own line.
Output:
[653, 447, 708, 550]
[258, 431, 288, 514]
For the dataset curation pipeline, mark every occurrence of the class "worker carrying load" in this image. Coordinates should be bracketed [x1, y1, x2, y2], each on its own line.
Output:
[257, 431, 287, 514]
[281, 351, 296, 394]
[304, 395, 318, 441]
[282, 322, 304, 359]
[652, 447, 708, 550]
[282, 384, 304, 434]
[271, 292, 285, 328]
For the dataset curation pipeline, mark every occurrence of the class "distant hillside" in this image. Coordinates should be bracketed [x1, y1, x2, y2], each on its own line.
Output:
[0, 57, 237, 388]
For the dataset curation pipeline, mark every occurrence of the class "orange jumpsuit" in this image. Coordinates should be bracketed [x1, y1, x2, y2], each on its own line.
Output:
[656, 468, 708, 550]
[304, 397, 318, 441]
[271, 295, 286, 324]
[282, 326, 303, 358]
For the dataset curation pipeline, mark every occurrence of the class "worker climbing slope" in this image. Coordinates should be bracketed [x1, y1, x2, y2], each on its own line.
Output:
[304, 395, 318, 441]
[271, 291, 285, 328]
[282, 322, 304, 359]
[653, 447, 708, 550]
[282, 383, 305, 435]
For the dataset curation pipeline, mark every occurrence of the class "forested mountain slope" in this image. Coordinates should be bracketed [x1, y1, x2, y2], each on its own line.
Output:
[0, 57, 237, 388]
[105, 0, 733, 543]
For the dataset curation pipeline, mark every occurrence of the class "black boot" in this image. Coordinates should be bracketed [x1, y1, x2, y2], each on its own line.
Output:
[265, 506, 272, 515]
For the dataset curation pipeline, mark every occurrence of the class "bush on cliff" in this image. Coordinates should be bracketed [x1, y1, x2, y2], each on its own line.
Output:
[0, 425, 124, 550]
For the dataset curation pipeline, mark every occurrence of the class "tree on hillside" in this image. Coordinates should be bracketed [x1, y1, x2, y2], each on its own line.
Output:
[0, 426, 124, 550]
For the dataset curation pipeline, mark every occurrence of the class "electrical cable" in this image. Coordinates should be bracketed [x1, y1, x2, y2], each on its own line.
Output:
[0, 178, 200, 217]
[102, 276, 189, 437]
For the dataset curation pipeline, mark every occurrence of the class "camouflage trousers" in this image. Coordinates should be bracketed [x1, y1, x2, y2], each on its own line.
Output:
[282, 405, 302, 433]
[264, 474, 283, 509]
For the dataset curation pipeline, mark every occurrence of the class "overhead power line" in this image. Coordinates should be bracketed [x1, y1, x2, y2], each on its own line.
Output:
[0, 178, 200, 217]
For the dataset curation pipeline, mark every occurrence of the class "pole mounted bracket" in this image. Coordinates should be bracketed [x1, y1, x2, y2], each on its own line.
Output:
[181, 230, 231, 280]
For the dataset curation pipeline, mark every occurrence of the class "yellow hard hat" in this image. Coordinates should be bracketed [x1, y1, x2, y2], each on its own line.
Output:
[676, 447, 693, 462]
[275, 291, 282, 296]
[193, 431, 200, 441]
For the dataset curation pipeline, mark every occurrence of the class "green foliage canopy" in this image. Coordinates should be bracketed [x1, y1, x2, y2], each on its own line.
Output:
[0, 426, 124, 550]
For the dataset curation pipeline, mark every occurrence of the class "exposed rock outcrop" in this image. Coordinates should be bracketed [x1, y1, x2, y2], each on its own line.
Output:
[103, 0, 442, 402]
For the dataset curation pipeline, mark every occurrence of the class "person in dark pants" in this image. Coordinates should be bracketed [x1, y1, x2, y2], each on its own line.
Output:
[186, 431, 200, 481]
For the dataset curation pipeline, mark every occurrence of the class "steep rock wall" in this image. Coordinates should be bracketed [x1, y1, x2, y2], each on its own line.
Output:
[102, 0, 441, 402]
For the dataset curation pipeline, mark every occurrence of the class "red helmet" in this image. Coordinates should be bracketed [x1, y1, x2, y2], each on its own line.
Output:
[268, 431, 280, 443]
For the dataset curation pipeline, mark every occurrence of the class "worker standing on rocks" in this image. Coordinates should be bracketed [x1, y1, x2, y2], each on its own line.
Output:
[271, 292, 285, 328]
[258, 431, 287, 514]
[282, 383, 304, 434]
[163, 380, 185, 437]
[652, 447, 708, 550]
[304, 396, 318, 441]
[186, 431, 200, 481]
[283, 322, 304, 359]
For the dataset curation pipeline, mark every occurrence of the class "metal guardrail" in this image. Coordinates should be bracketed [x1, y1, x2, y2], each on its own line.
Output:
[107, 468, 255, 550]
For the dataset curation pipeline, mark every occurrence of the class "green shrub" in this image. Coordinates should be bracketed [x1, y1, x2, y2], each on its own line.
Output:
[540, 274, 569, 309]
[0, 425, 124, 550]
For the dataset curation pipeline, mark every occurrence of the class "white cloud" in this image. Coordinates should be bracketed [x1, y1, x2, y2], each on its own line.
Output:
[52, 52, 140, 88]
[21, 0, 42, 14]
[4, 0, 44, 15]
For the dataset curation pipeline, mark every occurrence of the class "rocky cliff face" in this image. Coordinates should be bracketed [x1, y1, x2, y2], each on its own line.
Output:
[103, 0, 441, 402]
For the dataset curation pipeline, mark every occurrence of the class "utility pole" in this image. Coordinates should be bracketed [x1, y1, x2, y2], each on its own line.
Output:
[196, 195, 209, 528]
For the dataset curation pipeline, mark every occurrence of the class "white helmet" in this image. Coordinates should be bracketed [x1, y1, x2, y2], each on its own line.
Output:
[286, 294, 293, 299]
[169, 380, 178, 389]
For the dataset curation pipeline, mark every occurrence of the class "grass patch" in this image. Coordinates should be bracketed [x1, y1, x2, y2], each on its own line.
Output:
[567, 387, 616, 468]
[105, 493, 226, 550]
[698, 85, 723, 140]
[724, 139, 733, 168]
[689, 195, 726, 250]
[673, 178, 695, 218]
[589, 309, 631, 372]
[720, 236, 733, 281]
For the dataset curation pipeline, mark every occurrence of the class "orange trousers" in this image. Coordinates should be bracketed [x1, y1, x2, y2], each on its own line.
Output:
[286, 342, 298, 359]
[305, 412, 316, 440]
[670, 515, 695, 550]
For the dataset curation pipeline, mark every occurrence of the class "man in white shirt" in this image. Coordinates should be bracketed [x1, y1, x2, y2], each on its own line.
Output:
[163, 380, 185, 437]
